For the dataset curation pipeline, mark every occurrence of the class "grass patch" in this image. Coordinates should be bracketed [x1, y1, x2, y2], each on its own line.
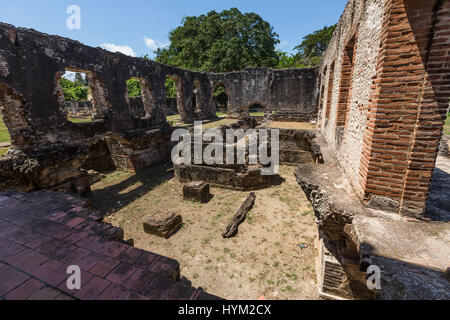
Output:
[0, 117, 11, 143]
[0, 147, 8, 157]
[445, 113, 450, 135]
[68, 116, 92, 123]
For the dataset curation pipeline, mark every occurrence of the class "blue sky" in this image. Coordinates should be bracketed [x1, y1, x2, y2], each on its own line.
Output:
[0, 0, 348, 58]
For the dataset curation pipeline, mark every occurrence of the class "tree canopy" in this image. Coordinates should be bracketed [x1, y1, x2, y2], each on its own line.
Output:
[276, 24, 337, 69]
[155, 8, 280, 72]
[60, 73, 89, 101]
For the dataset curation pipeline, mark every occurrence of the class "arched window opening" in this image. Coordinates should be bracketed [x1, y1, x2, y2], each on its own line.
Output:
[166, 75, 188, 123]
[213, 84, 229, 117]
[249, 103, 265, 117]
[55, 68, 111, 123]
[192, 81, 202, 114]
[126, 77, 155, 119]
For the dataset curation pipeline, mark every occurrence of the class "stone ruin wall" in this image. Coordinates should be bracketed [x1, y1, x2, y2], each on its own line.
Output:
[210, 68, 318, 120]
[0, 22, 318, 193]
[318, 0, 386, 194]
[317, 0, 450, 216]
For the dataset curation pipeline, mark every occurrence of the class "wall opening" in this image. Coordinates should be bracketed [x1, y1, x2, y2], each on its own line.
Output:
[213, 84, 229, 116]
[336, 35, 357, 127]
[325, 62, 335, 123]
[249, 103, 265, 116]
[126, 77, 155, 119]
[0, 83, 29, 148]
[55, 68, 111, 123]
[56, 70, 93, 123]
[0, 113, 10, 157]
[192, 80, 202, 114]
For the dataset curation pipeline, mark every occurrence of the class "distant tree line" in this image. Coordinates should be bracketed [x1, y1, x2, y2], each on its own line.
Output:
[154, 8, 336, 72]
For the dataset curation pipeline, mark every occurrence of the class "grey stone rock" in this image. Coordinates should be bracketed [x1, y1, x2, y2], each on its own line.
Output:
[143, 211, 182, 239]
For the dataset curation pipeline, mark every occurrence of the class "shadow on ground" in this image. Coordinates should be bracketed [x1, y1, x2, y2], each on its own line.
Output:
[425, 157, 450, 222]
[89, 162, 174, 216]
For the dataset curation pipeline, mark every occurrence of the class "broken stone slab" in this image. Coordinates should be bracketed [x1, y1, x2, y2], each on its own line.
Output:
[222, 192, 256, 238]
[183, 181, 211, 203]
[143, 211, 182, 239]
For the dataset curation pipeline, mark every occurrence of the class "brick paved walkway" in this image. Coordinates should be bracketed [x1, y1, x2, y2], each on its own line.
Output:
[0, 190, 218, 300]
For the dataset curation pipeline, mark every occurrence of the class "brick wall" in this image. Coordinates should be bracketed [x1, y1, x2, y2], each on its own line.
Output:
[318, 0, 449, 216]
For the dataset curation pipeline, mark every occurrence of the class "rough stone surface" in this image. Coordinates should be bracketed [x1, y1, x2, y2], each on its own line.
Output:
[438, 135, 449, 157]
[295, 135, 450, 300]
[0, 190, 219, 300]
[316, 0, 450, 216]
[143, 211, 182, 239]
[183, 181, 211, 203]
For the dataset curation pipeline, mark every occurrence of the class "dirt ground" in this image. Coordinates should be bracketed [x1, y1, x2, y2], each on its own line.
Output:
[265, 121, 317, 130]
[89, 163, 319, 300]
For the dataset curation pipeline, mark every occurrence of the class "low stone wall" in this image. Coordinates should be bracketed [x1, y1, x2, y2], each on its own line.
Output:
[65, 100, 93, 115]
[274, 128, 324, 165]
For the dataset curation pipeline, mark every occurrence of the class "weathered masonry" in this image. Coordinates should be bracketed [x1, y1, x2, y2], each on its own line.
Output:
[0, 22, 316, 193]
[317, 0, 450, 217]
[0, 0, 449, 301]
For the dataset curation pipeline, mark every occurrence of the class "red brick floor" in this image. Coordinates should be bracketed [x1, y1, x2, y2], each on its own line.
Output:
[0, 190, 219, 300]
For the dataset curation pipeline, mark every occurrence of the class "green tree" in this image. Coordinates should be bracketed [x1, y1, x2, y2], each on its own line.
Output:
[127, 79, 142, 98]
[293, 24, 336, 67]
[165, 78, 177, 98]
[60, 78, 88, 101]
[276, 51, 298, 69]
[155, 8, 280, 72]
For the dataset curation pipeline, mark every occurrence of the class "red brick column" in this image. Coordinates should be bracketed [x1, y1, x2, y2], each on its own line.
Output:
[336, 35, 357, 127]
[359, 0, 450, 216]
[325, 62, 335, 121]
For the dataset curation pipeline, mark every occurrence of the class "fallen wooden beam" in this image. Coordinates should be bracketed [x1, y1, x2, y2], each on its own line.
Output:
[222, 192, 256, 238]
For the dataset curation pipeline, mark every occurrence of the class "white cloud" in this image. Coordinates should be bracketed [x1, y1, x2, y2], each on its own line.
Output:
[276, 40, 289, 50]
[143, 37, 169, 51]
[100, 43, 136, 57]
[63, 71, 76, 81]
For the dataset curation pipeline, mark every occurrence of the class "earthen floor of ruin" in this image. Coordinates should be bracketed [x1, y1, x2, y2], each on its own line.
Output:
[90, 164, 320, 300]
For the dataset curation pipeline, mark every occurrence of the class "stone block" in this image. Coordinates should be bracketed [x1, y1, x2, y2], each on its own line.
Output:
[183, 181, 211, 203]
[143, 211, 182, 239]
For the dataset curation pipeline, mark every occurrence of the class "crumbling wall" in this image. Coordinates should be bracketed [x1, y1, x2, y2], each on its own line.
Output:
[317, 0, 450, 216]
[0, 22, 319, 193]
[209, 68, 318, 119]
